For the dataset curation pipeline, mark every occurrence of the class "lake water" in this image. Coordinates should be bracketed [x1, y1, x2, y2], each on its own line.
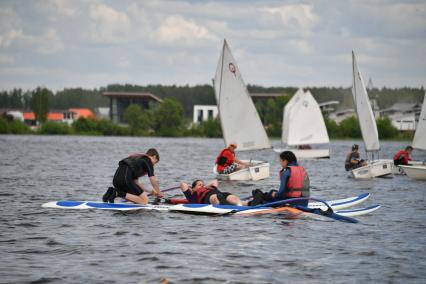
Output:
[0, 135, 425, 284]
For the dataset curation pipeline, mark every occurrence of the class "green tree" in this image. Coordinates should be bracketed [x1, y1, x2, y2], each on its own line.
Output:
[31, 87, 51, 123]
[189, 118, 222, 137]
[376, 117, 398, 139]
[338, 116, 362, 138]
[39, 121, 73, 135]
[123, 104, 152, 135]
[152, 98, 185, 136]
[0, 117, 8, 133]
[72, 117, 101, 135]
[324, 117, 341, 138]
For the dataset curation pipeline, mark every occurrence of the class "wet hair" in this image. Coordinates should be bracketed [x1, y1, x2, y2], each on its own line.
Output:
[146, 148, 160, 161]
[191, 179, 203, 189]
[279, 151, 297, 164]
[405, 146, 413, 151]
[352, 144, 359, 151]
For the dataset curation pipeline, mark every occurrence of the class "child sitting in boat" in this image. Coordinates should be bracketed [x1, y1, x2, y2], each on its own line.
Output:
[345, 144, 367, 171]
[215, 143, 251, 174]
[180, 179, 248, 206]
[393, 146, 413, 166]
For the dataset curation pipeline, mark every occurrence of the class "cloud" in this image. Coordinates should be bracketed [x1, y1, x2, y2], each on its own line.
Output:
[155, 15, 216, 45]
[88, 3, 132, 44]
[0, 8, 22, 48]
[35, 0, 78, 18]
[262, 4, 319, 37]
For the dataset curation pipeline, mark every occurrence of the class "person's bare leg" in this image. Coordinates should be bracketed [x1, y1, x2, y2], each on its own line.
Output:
[226, 195, 243, 206]
[209, 195, 220, 205]
[125, 192, 149, 204]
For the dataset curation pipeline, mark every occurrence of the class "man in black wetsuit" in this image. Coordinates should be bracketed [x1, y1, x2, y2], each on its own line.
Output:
[102, 148, 163, 204]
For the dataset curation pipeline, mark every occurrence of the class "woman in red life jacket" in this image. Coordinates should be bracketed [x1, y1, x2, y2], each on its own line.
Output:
[180, 179, 248, 206]
[393, 146, 413, 166]
[250, 151, 310, 207]
[215, 143, 251, 174]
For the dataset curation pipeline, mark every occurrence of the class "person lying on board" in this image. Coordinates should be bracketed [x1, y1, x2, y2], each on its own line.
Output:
[344, 144, 367, 171]
[180, 179, 249, 206]
[249, 151, 310, 207]
[215, 143, 252, 174]
[393, 146, 413, 166]
[102, 148, 164, 204]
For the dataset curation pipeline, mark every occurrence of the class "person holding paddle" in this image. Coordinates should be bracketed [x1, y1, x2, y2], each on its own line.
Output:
[180, 179, 248, 206]
[250, 151, 310, 207]
[102, 148, 164, 204]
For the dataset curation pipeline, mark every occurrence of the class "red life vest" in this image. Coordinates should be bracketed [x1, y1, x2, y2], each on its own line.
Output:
[281, 166, 308, 198]
[215, 148, 235, 172]
[193, 186, 215, 204]
[393, 150, 410, 165]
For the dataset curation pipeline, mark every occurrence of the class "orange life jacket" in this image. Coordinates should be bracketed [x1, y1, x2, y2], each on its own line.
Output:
[283, 166, 309, 198]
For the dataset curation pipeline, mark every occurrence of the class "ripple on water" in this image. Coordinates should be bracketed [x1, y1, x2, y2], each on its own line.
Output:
[1, 136, 426, 283]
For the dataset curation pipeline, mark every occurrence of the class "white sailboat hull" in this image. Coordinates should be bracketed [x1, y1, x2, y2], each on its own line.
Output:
[351, 159, 393, 179]
[398, 165, 426, 180]
[273, 148, 330, 159]
[214, 160, 270, 181]
[393, 161, 424, 175]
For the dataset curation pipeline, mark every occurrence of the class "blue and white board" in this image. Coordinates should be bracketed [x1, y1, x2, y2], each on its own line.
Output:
[168, 203, 380, 217]
[42, 193, 375, 217]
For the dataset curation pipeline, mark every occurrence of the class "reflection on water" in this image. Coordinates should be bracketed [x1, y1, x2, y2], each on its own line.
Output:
[0, 135, 425, 283]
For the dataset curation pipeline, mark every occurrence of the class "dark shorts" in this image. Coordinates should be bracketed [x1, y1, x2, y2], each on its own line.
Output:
[113, 164, 144, 196]
[203, 188, 231, 205]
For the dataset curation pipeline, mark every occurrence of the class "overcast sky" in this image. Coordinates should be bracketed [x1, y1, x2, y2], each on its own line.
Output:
[0, 0, 425, 91]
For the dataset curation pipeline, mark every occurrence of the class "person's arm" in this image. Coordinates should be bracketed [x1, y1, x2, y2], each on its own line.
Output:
[272, 169, 290, 200]
[207, 179, 219, 188]
[180, 182, 196, 203]
[235, 159, 251, 166]
[149, 176, 164, 198]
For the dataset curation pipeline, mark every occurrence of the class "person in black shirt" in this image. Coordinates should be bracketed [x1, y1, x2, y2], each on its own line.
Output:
[102, 148, 163, 204]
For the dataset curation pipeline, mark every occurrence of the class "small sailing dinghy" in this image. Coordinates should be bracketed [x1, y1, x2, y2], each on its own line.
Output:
[350, 51, 393, 179]
[274, 89, 330, 159]
[399, 92, 426, 180]
[213, 40, 271, 181]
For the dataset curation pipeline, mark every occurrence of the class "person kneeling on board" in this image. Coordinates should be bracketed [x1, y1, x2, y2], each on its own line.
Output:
[215, 143, 251, 174]
[344, 144, 367, 171]
[180, 179, 248, 206]
[249, 151, 310, 207]
[102, 148, 164, 204]
[393, 146, 413, 166]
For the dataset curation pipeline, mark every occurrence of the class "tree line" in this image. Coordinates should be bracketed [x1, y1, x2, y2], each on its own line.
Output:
[0, 84, 423, 139]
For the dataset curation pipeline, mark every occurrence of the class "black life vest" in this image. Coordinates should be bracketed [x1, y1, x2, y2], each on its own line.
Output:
[120, 153, 150, 178]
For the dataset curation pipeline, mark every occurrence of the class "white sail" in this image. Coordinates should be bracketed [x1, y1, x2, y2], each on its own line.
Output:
[213, 40, 271, 151]
[287, 90, 330, 146]
[352, 51, 380, 152]
[282, 88, 304, 144]
[412, 92, 426, 150]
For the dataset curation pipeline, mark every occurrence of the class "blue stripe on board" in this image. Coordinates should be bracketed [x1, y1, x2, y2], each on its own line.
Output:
[57, 201, 85, 207]
[331, 193, 369, 207]
[86, 202, 143, 209]
[182, 204, 254, 210]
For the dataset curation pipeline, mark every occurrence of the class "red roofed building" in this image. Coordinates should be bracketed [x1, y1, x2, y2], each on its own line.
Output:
[23, 108, 96, 126]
